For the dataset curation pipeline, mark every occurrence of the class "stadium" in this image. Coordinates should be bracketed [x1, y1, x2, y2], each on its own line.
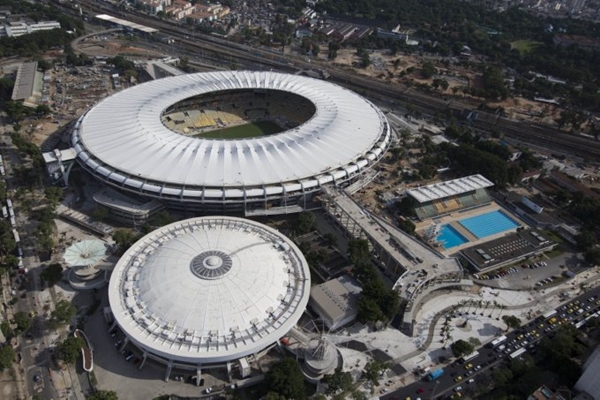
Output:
[108, 216, 311, 375]
[71, 71, 391, 215]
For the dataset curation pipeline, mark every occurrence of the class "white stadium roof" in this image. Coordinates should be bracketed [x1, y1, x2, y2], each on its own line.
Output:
[406, 174, 494, 203]
[71, 71, 390, 202]
[108, 217, 310, 364]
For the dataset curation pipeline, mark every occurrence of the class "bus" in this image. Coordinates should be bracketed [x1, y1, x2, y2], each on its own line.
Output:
[509, 348, 526, 359]
[461, 351, 479, 363]
[543, 310, 557, 320]
[490, 335, 507, 348]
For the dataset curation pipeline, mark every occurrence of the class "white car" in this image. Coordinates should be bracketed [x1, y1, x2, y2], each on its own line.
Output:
[455, 386, 463, 392]
[468, 378, 475, 384]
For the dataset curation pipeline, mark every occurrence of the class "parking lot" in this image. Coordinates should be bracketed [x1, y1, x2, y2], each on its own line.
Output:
[83, 291, 229, 400]
[473, 251, 585, 290]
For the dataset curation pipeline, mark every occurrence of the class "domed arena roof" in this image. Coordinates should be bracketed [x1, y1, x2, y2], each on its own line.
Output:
[108, 216, 311, 364]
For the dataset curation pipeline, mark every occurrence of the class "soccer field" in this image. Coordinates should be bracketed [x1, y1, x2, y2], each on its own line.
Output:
[195, 121, 284, 139]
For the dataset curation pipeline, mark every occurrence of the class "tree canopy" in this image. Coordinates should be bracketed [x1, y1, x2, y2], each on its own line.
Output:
[502, 315, 522, 330]
[451, 339, 475, 358]
[87, 390, 119, 400]
[265, 358, 306, 399]
[49, 300, 76, 328]
[0, 345, 15, 370]
[56, 336, 84, 364]
[40, 263, 63, 286]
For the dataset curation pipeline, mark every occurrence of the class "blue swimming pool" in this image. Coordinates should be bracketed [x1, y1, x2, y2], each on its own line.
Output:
[437, 224, 469, 249]
[459, 210, 519, 239]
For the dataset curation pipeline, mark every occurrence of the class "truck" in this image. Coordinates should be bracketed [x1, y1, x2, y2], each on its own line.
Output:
[426, 368, 444, 381]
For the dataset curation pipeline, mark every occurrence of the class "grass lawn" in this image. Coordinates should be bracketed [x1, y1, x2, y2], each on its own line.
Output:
[194, 120, 284, 139]
[511, 40, 542, 54]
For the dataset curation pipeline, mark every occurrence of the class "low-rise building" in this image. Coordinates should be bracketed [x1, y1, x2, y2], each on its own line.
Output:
[308, 275, 361, 331]
[0, 20, 60, 37]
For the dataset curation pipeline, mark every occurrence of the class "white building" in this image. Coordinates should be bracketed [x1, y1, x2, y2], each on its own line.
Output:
[70, 71, 391, 215]
[0, 20, 60, 37]
[108, 217, 311, 379]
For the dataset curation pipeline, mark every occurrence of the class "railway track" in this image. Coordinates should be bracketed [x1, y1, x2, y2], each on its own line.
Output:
[72, 0, 600, 159]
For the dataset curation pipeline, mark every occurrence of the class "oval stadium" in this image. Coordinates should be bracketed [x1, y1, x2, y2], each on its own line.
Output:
[71, 70, 391, 215]
[108, 216, 311, 372]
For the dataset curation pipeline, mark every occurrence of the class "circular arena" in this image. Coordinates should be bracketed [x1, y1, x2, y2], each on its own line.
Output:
[71, 71, 391, 214]
[108, 216, 310, 369]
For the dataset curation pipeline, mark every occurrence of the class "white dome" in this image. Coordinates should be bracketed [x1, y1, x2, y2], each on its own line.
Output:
[108, 217, 311, 364]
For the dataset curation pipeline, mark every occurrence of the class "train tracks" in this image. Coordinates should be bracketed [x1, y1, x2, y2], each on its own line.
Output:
[73, 0, 600, 159]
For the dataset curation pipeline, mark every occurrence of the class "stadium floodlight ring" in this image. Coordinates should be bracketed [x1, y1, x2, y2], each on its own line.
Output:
[72, 71, 390, 205]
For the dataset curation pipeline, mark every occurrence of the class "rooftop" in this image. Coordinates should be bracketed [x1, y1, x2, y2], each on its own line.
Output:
[108, 217, 311, 364]
[406, 174, 494, 203]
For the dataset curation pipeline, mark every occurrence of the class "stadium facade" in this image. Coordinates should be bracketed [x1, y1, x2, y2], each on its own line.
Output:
[108, 216, 311, 374]
[71, 71, 391, 215]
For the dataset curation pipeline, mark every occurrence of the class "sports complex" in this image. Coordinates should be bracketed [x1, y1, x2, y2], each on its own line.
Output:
[108, 216, 311, 374]
[409, 175, 555, 272]
[70, 71, 391, 215]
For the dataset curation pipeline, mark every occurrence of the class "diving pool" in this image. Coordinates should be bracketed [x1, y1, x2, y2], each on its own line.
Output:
[437, 224, 469, 249]
[459, 210, 519, 239]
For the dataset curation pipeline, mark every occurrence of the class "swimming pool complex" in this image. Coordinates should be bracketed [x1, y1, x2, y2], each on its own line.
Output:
[436, 210, 520, 249]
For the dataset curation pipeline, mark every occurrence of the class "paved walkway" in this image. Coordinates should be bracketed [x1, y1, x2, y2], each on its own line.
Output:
[367, 268, 600, 396]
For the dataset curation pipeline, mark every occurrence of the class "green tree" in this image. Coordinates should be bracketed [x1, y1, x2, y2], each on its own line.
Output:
[362, 360, 388, 386]
[296, 212, 316, 235]
[265, 358, 305, 399]
[87, 390, 119, 400]
[91, 207, 109, 222]
[40, 263, 63, 286]
[0, 345, 15, 370]
[0, 321, 14, 340]
[56, 336, 84, 364]
[421, 61, 436, 79]
[502, 315, 522, 330]
[150, 211, 177, 227]
[584, 247, 600, 266]
[328, 41, 340, 60]
[113, 229, 137, 251]
[467, 337, 481, 347]
[322, 370, 353, 394]
[13, 311, 31, 333]
[491, 367, 513, 386]
[50, 300, 75, 327]
[451, 339, 475, 357]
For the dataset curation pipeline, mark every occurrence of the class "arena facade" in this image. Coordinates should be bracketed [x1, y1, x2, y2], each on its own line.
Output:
[108, 216, 311, 376]
[71, 71, 391, 215]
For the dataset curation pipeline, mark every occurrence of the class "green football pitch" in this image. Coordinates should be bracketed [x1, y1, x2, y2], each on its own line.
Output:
[194, 120, 284, 139]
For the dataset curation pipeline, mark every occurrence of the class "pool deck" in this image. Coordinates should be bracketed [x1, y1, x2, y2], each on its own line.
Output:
[416, 202, 528, 256]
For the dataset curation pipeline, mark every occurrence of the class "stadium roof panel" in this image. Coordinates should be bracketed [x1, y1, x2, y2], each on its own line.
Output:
[72, 71, 390, 200]
[108, 217, 311, 364]
[406, 174, 494, 203]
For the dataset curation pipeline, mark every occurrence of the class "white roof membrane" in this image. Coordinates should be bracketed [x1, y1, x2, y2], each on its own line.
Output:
[108, 217, 311, 364]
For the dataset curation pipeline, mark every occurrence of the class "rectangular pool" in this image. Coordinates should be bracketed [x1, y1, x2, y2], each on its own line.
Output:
[437, 224, 469, 249]
[459, 210, 519, 239]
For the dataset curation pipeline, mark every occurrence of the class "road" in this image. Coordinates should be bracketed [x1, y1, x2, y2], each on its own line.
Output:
[381, 285, 600, 400]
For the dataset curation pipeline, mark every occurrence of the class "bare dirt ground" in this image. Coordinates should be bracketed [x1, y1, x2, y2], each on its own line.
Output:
[77, 38, 164, 58]
[312, 48, 557, 126]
